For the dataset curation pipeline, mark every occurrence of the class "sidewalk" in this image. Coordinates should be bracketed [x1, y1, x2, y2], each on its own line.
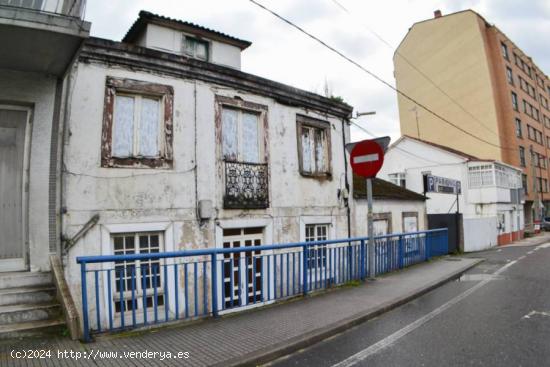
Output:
[498, 231, 550, 247]
[0, 257, 482, 367]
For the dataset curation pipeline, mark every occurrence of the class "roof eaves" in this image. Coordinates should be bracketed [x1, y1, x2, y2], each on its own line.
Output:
[123, 10, 252, 50]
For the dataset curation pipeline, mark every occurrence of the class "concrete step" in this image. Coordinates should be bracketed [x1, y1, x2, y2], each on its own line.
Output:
[0, 303, 61, 325]
[0, 285, 56, 306]
[0, 271, 52, 289]
[0, 319, 65, 340]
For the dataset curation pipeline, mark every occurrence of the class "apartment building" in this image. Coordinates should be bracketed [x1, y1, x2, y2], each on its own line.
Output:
[394, 9, 549, 228]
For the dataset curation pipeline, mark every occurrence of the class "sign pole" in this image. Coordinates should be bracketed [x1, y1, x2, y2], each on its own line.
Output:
[367, 178, 375, 279]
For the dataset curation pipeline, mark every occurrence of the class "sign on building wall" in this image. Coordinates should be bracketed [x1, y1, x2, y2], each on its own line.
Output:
[424, 174, 462, 195]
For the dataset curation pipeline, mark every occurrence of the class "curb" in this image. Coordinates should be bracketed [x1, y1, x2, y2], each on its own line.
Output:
[221, 258, 484, 367]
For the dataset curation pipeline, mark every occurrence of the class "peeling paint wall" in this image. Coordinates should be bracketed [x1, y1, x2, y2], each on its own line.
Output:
[62, 60, 351, 328]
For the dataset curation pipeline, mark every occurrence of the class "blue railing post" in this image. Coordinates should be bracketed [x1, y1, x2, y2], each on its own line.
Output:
[398, 235, 404, 269]
[425, 233, 431, 260]
[360, 239, 366, 280]
[210, 253, 218, 317]
[302, 245, 308, 296]
[80, 261, 90, 342]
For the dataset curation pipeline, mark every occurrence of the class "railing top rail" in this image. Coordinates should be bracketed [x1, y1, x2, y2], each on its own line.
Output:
[76, 228, 448, 264]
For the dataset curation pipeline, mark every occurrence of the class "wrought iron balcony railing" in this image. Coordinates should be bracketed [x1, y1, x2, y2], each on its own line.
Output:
[224, 161, 269, 209]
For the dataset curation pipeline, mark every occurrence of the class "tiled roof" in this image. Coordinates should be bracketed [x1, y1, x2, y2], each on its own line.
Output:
[353, 175, 426, 201]
[123, 10, 252, 50]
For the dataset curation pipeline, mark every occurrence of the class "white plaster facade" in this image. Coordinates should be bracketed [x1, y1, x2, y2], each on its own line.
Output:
[60, 24, 353, 328]
[378, 136, 524, 252]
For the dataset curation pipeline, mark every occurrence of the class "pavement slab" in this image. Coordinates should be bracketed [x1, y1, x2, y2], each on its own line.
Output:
[0, 257, 482, 367]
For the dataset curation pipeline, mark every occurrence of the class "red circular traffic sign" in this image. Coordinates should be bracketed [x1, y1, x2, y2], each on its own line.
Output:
[350, 140, 384, 178]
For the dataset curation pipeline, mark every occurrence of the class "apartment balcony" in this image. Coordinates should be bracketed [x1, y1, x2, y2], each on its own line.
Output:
[223, 161, 269, 209]
[0, 0, 90, 76]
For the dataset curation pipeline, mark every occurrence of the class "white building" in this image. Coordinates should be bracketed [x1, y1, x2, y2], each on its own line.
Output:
[352, 176, 427, 235]
[59, 11, 357, 331]
[378, 136, 524, 252]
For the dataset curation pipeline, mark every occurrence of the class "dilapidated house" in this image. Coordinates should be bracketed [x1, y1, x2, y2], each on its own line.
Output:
[58, 11, 354, 331]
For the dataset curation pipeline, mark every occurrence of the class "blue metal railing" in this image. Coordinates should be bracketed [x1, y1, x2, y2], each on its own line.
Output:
[77, 228, 448, 341]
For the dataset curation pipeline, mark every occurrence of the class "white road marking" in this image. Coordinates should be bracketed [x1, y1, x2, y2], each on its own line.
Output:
[353, 153, 378, 164]
[523, 310, 550, 319]
[518, 256, 526, 260]
[537, 243, 550, 249]
[527, 251, 534, 255]
[332, 260, 519, 367]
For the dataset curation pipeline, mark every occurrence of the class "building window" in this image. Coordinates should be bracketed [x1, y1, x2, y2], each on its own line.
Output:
[500, 42, 509, 60]
[101, 77, 173, 168]
[522, 174, 528, 194]
[537, 177, 548, 193]
[541, 95, 548, 110]
[296, 115, 331, 177]
[112, 232, 164, 313]
[515, 118, 522, 138]
[545, 115, 550, 129]
[506, 67, 514, 85]
[217, 96, 269, 209]
[468, 164, 494, 188]
[519, 146, 526, 167]
[388, 172, 406, 188]
[511, 92, 518, 111]
[221, 107, 263, 163]
[305, 224, 329, 269]
[183, 36, 209, 61]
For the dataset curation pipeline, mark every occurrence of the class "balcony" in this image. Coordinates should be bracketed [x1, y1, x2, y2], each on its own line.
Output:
[224, 161, 269, 209]
[0, 0, 90, 75]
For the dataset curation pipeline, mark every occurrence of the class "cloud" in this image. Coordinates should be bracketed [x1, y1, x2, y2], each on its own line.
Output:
[85, 0, 550, 143]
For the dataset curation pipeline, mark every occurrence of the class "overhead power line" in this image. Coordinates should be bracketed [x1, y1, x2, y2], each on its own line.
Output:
[328, 0, 510, 144]
[248, 0, 517, 153]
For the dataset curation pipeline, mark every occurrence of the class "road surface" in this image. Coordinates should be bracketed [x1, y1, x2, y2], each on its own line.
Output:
[270, 242, 550, 367]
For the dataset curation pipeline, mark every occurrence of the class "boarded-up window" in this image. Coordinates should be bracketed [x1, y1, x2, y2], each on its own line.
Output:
[221, 107, 262, 163]
[297, 115, 331, 176]
[102, 77, 173, 168]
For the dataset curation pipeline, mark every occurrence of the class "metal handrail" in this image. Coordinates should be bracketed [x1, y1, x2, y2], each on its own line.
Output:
[77, 228, 448, 342]
[76, 228, 447, 264]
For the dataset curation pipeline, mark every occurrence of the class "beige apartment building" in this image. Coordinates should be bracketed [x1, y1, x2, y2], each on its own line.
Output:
[394, 9, 550, 228]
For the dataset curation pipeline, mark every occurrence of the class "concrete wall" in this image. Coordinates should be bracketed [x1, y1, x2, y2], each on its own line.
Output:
[0, 69, 56, 272]
[394, 11, 501, 160]
[141, 23, 242, 69]
[62, 61, 350, 327]
[353, 199, 427, 235]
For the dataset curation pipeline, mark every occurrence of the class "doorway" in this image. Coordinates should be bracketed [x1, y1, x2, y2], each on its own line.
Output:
[0, 107, 29, 272]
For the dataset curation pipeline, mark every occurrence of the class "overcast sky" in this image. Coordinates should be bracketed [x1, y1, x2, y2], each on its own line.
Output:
[85, 0, 550, 143]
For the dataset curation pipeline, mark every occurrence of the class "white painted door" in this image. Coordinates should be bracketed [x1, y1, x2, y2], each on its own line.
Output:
[221, 227, 263, 309]
[0, 109, 27, 271]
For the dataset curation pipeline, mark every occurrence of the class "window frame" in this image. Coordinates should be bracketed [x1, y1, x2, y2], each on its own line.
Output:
[519, 146, 526, 167]
[506, 66, 514, 85]
[216, 95, 268, 164]
[182, 35, 210, 61]
[515, 118, 522, 138]
[500, 42, 509, 60]
[101, 77, 174, 168]
[511, 92, 518, 111]
[296, 114, 332, 178]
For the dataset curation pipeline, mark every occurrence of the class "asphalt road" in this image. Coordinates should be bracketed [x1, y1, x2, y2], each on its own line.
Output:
[269, 242, 550, 367]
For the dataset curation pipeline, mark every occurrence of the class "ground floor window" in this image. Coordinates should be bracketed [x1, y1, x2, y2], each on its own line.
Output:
[112, 232, 164, 313]
[305, 224, 329, 269]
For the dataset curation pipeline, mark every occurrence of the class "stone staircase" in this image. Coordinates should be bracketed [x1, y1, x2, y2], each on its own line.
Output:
[0, 272, 66, 339]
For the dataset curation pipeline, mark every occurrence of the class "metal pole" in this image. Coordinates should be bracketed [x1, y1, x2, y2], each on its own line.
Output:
[367, 178, 375, 279]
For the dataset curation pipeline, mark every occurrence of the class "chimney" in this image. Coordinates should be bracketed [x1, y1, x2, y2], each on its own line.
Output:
[434, 10, 442, 18]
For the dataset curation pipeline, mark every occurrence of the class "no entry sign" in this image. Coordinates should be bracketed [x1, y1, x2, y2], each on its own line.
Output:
[349, 139, 386, 178]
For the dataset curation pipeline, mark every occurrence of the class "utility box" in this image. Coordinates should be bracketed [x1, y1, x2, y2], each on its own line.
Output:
[198, 200, 213, 220]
